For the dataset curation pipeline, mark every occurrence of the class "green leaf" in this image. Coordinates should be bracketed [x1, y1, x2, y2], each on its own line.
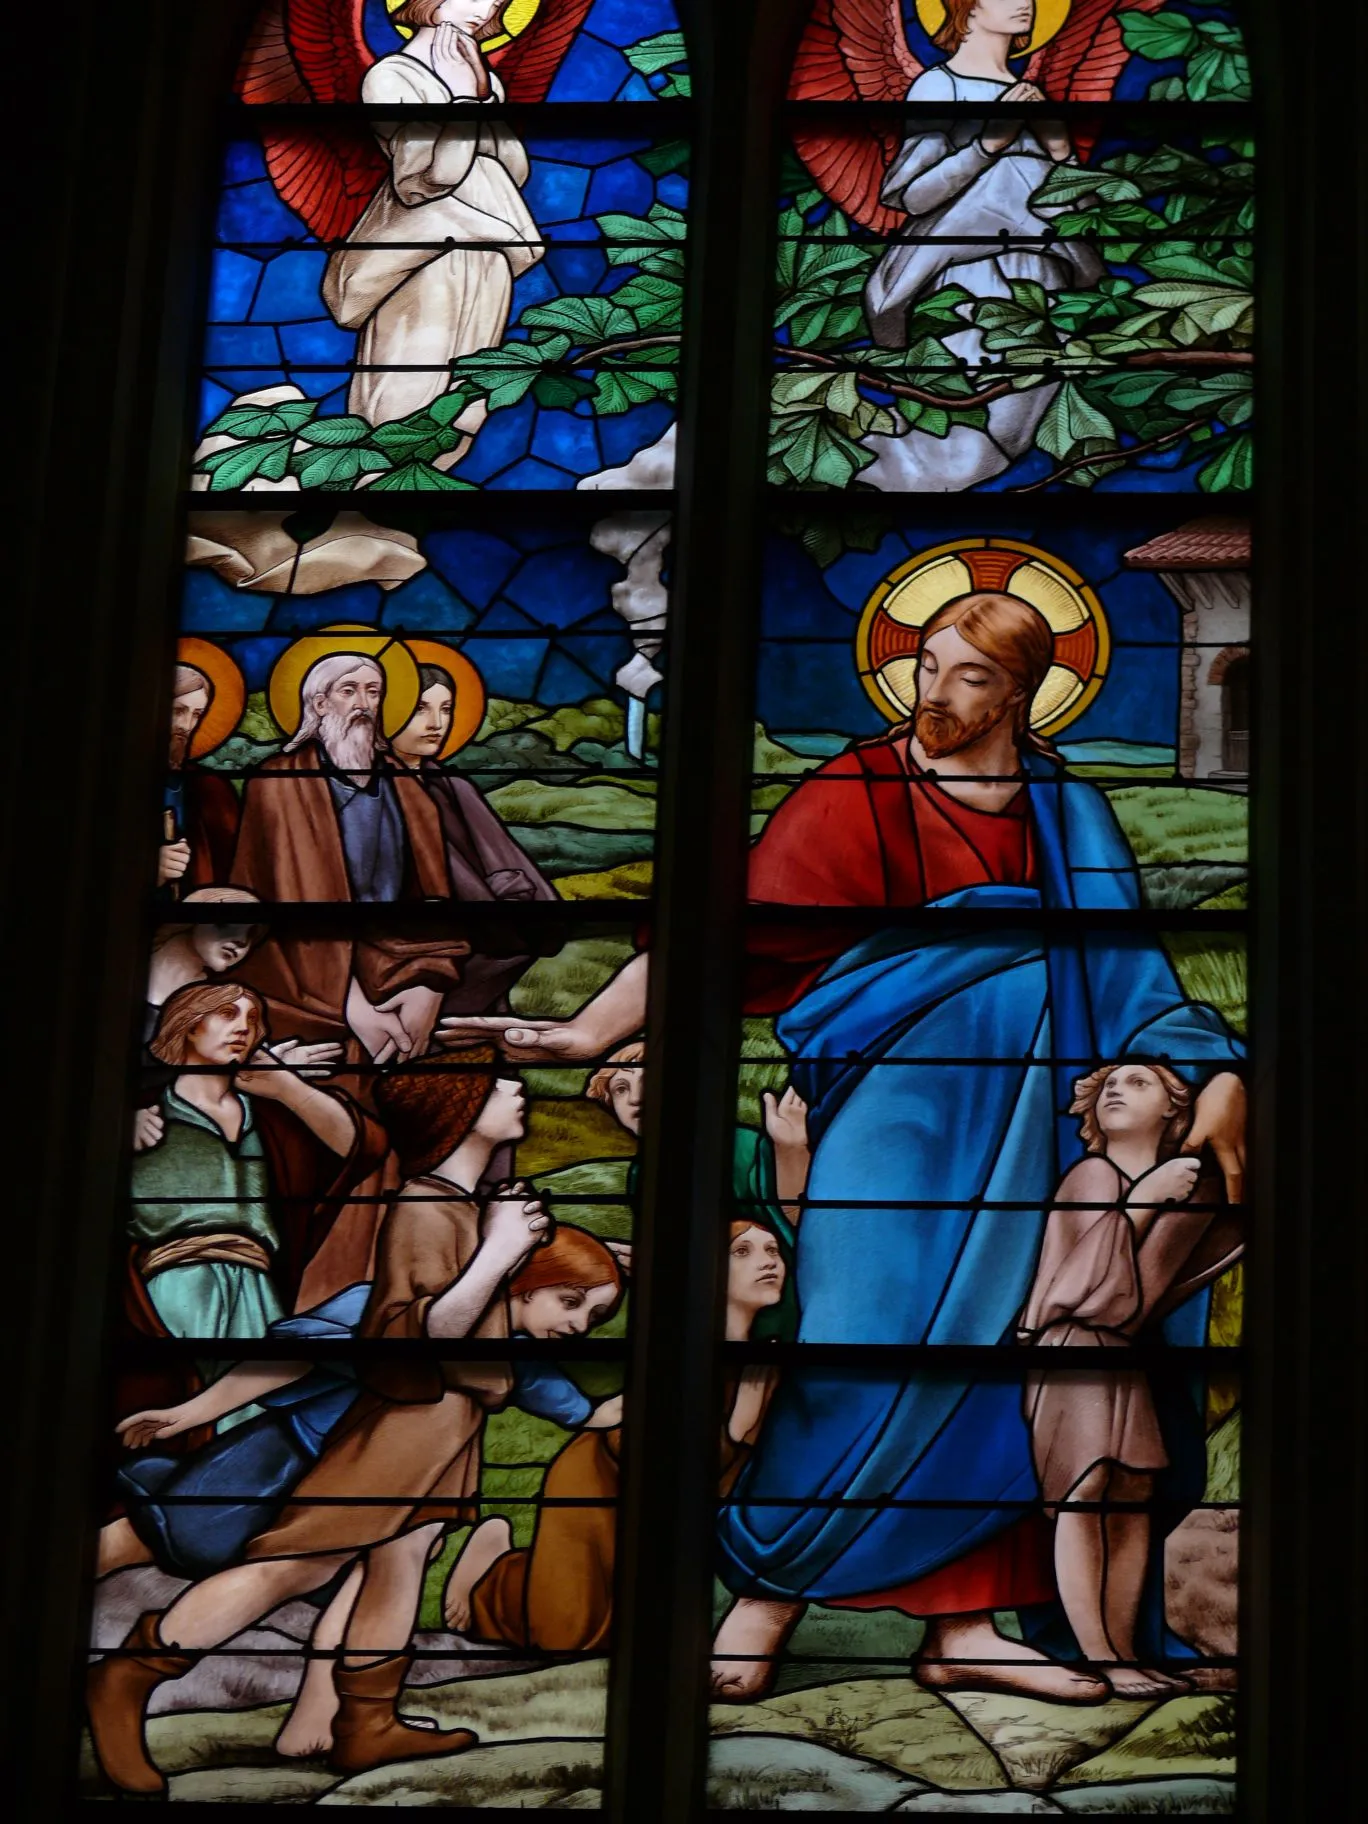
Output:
[623, 31, 688, 76]
[1197, 431, 1254, 492]
[520, 295, 638, 344]
[1162, 371, 1255, 424]
[291, 443, 392, 488]
[294, 414, 373, 448]
[767, 410, 870, 490]
[1121, 10, 1198, 61]
[368, 461, 475, 492]
[636, 140, 690, 179]
[1131, 279, 1254, 345]
[448, 336, 571, 409]
[203, 398, 318, 440]
[200, 437, 293, 489]
[1187, 45, 1251, 102]
[428, 388, 476, 427]
[1036, 381, 1117, 461]
[531, 372, 597, 409]
[370, 414, 463, 462]
[593, 367, 676, 414]
[598, 205, 687, 247]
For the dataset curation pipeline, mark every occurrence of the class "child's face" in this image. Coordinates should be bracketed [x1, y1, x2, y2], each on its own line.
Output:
[607, 1067, 643, 1136]
[728, 1227, 786, 1313]
[474, 1076, 528, 1144]
[517, 1282, 617, 1339]
[1096, 1065, 1174, 1140]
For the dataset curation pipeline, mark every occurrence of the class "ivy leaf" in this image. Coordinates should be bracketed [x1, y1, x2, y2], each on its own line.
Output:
[200, 437, 293, 489]
[1197, 431, 1254, 492]
[1036, 381, 1116, 461]
[203, 398, 318, 440]
[1121, 10, 1198, 62]
[294, 414, 373, 447]
[448, 336, 571, 409]
[368, 461, 475, 492]
[291, 443, 392, 488]
[520, 295, 638, 344]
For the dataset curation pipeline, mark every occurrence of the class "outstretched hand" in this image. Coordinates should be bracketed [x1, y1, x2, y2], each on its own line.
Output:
[116, 1405, 196, 1450]
[437, 1014, 598, 1063]
[762, 1087, 810, 1155]
[1183, 1070, 1247, 1204]
[265, 1038, 345, 1079]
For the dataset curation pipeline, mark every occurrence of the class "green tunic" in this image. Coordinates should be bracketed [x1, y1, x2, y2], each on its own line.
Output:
[128, 1087, 284, 1344]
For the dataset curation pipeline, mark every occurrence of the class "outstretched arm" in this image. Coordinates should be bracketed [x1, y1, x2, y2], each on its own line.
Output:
[236, 1055, 356, 1157]
[117, 1362, 309, 1447]
[438, 952, 649, 1062]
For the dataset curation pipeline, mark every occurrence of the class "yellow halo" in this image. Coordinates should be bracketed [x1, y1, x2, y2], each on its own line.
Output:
[268, 624, 421, 741]
[915, 0, 1072, 58]
[402, 638, 488, 761]
[385, 0, 543, 54]
[855, 538, 1110, 738]
[177, 637, 247, 760]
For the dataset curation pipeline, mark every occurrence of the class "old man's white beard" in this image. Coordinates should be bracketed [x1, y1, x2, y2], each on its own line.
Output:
[320, 708, 378, 776]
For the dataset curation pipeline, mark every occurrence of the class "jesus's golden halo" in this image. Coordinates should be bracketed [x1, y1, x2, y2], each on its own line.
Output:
[268, 625, 421, 740]
[385, 0, 542, 55]
[855, 538, 1110, 738]
[915, 0, 1072, 58]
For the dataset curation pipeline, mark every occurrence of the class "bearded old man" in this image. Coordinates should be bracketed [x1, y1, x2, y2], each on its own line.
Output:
[230, 651, 468, 1068]
[440, 589, 1248, 1701]
[161, 664, 240, 893]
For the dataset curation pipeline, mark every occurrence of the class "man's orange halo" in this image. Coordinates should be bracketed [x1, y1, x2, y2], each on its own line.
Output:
[268, 625, 421, 740]
[177, 638, 246, 760]
[385, 0, 542, 54]
[403, 639, 488, 761]
[915, 0, 1072, 58]
[855, 538, 1111, 738]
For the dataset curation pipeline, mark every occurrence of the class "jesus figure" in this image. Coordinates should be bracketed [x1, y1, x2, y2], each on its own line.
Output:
[437, 589, 1247, 1701]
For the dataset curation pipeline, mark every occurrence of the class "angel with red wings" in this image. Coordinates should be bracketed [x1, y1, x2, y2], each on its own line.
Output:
[791, 0, 1163, 491]
[239, 0, 596, 465]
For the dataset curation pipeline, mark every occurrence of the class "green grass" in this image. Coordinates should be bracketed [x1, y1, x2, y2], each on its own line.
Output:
[554, 858, 653, 900]
[511, 935, 635, 1020]
[486, 778, 656, 830]
[1162, 932, 1246, 1033]
[1106, 786, 1247, 867]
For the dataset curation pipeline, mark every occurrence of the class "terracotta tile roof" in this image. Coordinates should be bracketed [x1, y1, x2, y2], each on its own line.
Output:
[1123, 517, 1251, 569]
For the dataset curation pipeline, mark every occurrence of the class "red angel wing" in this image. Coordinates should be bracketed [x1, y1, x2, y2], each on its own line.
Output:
[1027, 0, 1164, 160]
[236, 0, 387, 244]
[486, 0, 598, 104]
[789, 0, 923, 234]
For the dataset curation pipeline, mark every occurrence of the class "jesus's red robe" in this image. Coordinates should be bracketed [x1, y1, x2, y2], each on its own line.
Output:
[745, 731, 1056, 1616]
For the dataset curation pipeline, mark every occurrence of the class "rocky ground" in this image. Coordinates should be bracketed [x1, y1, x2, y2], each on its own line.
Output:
[84, 1562, 1237, 1811]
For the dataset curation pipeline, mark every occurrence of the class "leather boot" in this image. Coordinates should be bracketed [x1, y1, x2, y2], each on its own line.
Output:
[328, 1654, 477, 1773]
[86, 1610, 195, 1795]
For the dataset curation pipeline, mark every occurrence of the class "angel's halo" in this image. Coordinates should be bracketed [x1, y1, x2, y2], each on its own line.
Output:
[385, 0, 543, 54]
[914, 0, 1073, 58]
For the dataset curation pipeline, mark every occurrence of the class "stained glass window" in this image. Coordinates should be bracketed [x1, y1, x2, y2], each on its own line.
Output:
[708, 2, 1252, 1812]
[82, 0, 684, 1805]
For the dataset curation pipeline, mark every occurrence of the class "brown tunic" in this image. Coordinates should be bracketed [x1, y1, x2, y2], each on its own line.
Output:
[247, 1175, 512, 1559]
[468, 1368, 778, 1652]
[1019, 1153, 1242, 1504]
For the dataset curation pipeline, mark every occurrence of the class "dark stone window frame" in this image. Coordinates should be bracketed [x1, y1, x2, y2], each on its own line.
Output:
[5, 2, 1363, 1816]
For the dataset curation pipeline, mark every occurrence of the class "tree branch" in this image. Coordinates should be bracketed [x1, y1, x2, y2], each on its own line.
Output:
[1010, 415, 1214, 493]
[772, 344, 1018, 408]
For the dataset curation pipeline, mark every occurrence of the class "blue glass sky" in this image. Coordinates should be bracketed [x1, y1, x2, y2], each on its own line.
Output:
[182, 523, 650, 713]
[757, 517, 1199, 751]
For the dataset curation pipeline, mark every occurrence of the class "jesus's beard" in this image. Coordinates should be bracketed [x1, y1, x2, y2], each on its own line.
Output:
[320, 709, 378, 775]
[914, 695, 1015, 761]
[168, 728, 190, 770]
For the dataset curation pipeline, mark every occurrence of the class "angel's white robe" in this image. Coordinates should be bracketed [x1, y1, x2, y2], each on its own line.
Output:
[323, 56, 544, 456]
[861, 66, 1104, 492]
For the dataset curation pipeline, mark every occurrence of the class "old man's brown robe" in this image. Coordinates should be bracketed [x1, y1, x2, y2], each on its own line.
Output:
[247, 1176, 512, 1560]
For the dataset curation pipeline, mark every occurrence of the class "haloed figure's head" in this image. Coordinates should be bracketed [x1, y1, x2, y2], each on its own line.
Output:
[392, 665, 456, 767]
[1073, 1061, 1194, 1159]
[472, 1075, 529, 1146]
[934, 0, 1035, 55]
[913, 592, 1053, 760]
[288, 654, 385, 773]
[393, 0, 512, 36]
[587, 1042, 645, 1138]
[728, 1223, 786, 1320]
[169, 665, 212, 770]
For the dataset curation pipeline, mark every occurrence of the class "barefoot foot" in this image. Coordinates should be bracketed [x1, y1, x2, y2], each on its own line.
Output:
[1106, 1665, 1193, 1699]
[443, 1518, 512, 1633]
[709, 1598, 804, 1704]
[276, 1671, 341, 1760]
[916, 1615, 1109, 1705]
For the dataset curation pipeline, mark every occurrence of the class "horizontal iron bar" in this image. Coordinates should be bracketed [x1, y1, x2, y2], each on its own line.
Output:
[717, 1342, 1237, 1370]
[107, 1336, 629, 1362]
